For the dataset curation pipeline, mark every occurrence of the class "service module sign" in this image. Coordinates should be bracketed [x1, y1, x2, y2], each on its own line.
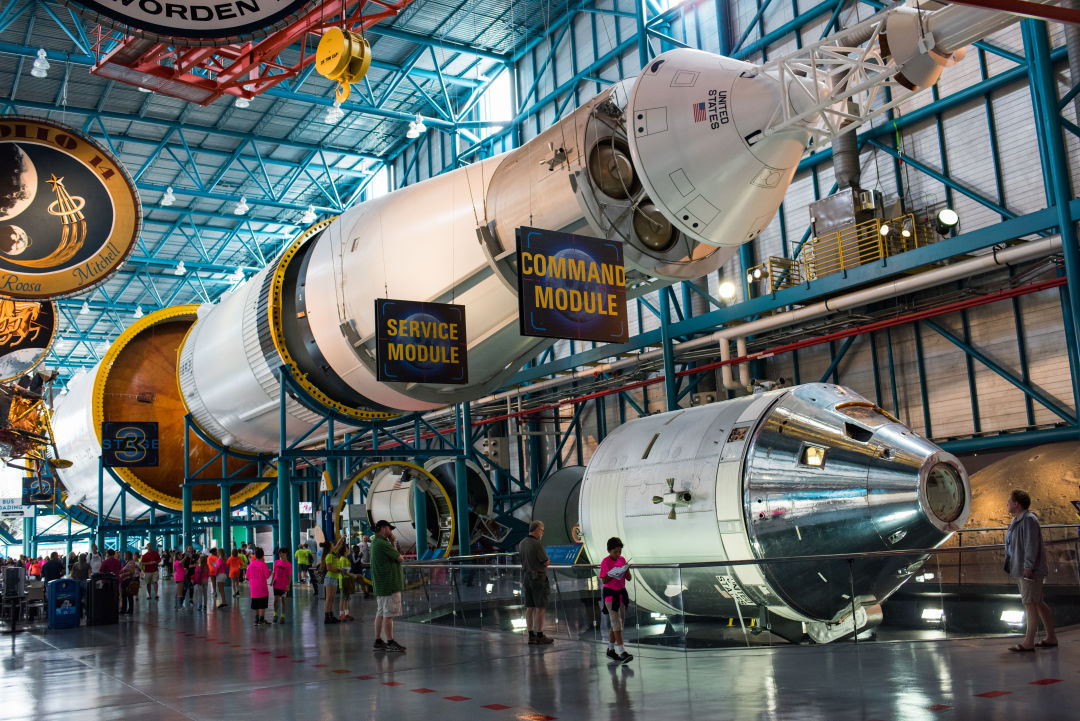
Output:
[516, 227, 628, 344]
[375, 299, 468, 385]
[102, 421, 159, 467]
[0, 118, 140, 299]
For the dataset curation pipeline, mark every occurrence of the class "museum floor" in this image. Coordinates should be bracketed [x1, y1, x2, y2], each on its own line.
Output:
[2, 590, 1077, 721]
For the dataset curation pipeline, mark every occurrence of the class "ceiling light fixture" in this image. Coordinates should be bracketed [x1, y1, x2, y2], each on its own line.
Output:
[138, 86, 153, 93]
[173, 260, 187, 276]
[161, 186, 176, 207]
[30, 48, 49, 78]
[230, 268, 245, 284]
[301, 205, 317, 224]
[234, 95, 251, 109]
[326, 100, 345, 124]
[133, 305, 144, 319]
[718, 281, 736, 301]
[79, 301, 90, 315]
[406, 114, 426, 139]
[234, 196, 249, 215]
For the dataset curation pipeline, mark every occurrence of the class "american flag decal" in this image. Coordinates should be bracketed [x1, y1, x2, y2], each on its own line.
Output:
[693, 102, 706, 122]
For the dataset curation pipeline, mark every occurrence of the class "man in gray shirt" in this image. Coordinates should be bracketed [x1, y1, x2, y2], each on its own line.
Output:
[518, 520, 553, 645]
[1005, 489, 1057, 652]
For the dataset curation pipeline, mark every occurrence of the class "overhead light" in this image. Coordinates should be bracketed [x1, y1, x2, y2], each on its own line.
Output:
[234, 95, 251, 109]
[879, 224, 891, 236]
[301, 205, 317, 224]
[935, 207, 959, 236]
[326, 101, 345, 124]
[79, 301, 90, 315]
[406, 114, 426, 139]
[173, 260, 187, 276]
[752, 267, 762, 279]
[138, 86, 153, 93]
[233, 196, 249, 215]
[133, 305, 144, 319]
[718, 281, 736, 301]
[30, 48, 49, 79]
[746, 272, 754, 285]
[161, 187, 176, 207]
[229, 268, 245, 284]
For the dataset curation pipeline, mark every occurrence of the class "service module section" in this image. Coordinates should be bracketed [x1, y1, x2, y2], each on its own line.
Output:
[375, 299, 469, 385]
[102, 421, 159, 467]
[516, 227, 628, 344]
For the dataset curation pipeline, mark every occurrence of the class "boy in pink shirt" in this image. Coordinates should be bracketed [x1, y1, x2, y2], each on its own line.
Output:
[272, 548, 293, 623]
[246, 547, 271, 626]
[600, 536, 633, 664]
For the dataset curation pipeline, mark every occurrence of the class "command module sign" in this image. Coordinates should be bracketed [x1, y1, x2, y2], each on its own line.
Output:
[102, 421, 159, 467]
[375, 299, 468, 385]
[516, 227, 628, 344]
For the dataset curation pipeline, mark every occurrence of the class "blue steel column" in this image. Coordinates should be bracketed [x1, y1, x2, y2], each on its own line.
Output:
[22, 515, 33, 557]
[290, 480, 301, 580]
[118, 489, 127, 553]
[277, 458, 292, 554]
[220, 484, 231, 551]
[659, 286, 679, 411]
[456, 403, 472, 556]
[635, 0, 650, 68]
[182, 485, 192, 547]
[96, 459, 105, 550]
[1024, 19, 1080, 416]
[412, 467, 428, 557]
[65, 516, 72, 557]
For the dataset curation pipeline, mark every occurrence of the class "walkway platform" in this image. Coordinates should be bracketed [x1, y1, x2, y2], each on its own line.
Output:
[1, 591, 1076, 721]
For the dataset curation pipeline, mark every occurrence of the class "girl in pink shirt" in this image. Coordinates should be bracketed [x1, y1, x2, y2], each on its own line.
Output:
[173, 558, 186, 610]
[272, 548, 293, 624]
[246, 547, 271, 626]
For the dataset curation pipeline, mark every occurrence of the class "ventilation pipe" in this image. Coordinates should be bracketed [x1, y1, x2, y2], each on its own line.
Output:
[831, 128, 861, 189]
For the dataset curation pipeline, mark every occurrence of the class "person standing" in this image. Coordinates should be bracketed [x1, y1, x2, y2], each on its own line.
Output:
[141, 545, 161, 602]
[295, 543, 312, 585]
[1005, 489, 1058, 652]
[119, 551, 140, 614]
[100, 549, 122, 578]
[41, 552, 65, 584]
[600, 537, 633, 663]
[272, 548, 292, 623]
[173, 552, 187, 610]
[228, 549, 244, 598]
[89, 544, 103, 575]
[370, 521, 405, 651]
[247, 547, 271, 626]
[518, 520, 553, 645]
[69, 553, 90, 581]
[322, 538, 343, 624]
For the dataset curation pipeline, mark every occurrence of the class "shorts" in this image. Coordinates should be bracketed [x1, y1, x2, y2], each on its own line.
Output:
[523, 572, 549, 609]
[1018, 577, 1045, 604]
[273, 588, 287, 597]
[216, 573, 226, 582]
[143, 572, 158, 585]
[376, 592, 402, 618]
[251, 596, 268, 610]
[604, 598, 627, 632]
[324, 576, 339, 588]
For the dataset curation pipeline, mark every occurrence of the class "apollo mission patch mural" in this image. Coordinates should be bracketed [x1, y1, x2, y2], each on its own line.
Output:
[0, 118, 140, 299]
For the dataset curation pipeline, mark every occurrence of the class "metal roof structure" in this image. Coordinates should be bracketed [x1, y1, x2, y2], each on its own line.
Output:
[0, 0, 554, 385]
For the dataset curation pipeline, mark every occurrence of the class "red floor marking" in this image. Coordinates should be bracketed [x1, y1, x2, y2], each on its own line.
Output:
[356, 676, 376, 680]
[927, 705, 952, 712]
[482, 705, 512, 711]
[313, 664, 328, 668]
[276, 655, 289, 659]
[520, 714, 557, 721]
[444, 696, 470, 702]
[383, 682, 403, 687]
[411, 688, 436, 693]
[975, 691, 1011, 698]
[1031, 679, 1063, 685]
[333, 669, 350, 674]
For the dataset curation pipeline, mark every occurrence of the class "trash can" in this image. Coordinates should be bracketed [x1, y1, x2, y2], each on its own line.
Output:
[86, 573, 119, 626]
[47, 579, 81, 630]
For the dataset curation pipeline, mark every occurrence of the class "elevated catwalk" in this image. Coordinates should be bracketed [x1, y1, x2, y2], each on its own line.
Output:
[2, 592, 1076, 721]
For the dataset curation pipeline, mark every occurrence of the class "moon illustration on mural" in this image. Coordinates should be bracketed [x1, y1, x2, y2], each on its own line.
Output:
[0, 144, 38, 221]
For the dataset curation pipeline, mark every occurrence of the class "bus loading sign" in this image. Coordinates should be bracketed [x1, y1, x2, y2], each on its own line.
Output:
[516, 227, 628, 344]
[375, 299, 468, 385]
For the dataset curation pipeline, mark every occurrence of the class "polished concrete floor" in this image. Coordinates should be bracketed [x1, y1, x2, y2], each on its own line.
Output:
[2, 590, 1077, 721]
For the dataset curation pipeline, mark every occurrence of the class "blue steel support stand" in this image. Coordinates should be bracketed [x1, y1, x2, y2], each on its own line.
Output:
[290, 481, 301, 579]
[659, 286, 679, 411]
[413, 468, 428, 556]
[119, 490, 127, 553]
[456, 403, 472, 556]
[22, 516, 33, 557]
[96, 459, 105, 550]
[277, 458, 292, 554]
[1024, 19, 1080, 418]
[65, 516, 72, 557]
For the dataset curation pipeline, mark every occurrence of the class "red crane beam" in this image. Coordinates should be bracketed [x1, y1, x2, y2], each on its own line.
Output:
[90, 0, 415, 106]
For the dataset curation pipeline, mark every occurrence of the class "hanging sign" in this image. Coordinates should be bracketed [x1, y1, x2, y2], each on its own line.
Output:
[0, 299, 55, 382]
[22, 474, 54, 505]
[516, 227, 628, 344]
[63, 0, 312, 45]
[0, 118, 140, 299]
[0, 497, 26, 516]
[375, 299, 468, 385]
[102, 421, 159, 467]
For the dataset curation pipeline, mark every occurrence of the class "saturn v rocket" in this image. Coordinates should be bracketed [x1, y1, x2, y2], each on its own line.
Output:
[50, 2, 1006, 633]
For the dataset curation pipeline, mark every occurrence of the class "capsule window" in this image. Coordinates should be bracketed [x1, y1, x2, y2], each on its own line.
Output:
[799, 444, 827, 468]
[843, 422, 874, 443]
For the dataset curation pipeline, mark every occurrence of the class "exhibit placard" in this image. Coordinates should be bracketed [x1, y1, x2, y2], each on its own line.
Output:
[0, 496, 25, 516]
[375, 299, 468, 385]
[516, 227, 628, 344]
[102, 421, 159, 467]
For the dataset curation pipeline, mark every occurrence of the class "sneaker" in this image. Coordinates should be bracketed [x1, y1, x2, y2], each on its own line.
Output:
[385, 639, 406, 652]
[344, 614, 355, 622]
[325, 615, 340, 624]
[278, 616, 286, 624]
[535, 634, 554, 645]
[606, 648, 620, 662]
[618, 651, 633, 664]
[373, 639, 387, 651]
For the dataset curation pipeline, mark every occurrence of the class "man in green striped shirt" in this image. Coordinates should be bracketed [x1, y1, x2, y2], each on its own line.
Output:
[371, 520, 406, 652]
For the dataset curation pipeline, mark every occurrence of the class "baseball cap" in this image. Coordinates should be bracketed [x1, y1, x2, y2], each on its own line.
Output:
[374, 520, 396, 531]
